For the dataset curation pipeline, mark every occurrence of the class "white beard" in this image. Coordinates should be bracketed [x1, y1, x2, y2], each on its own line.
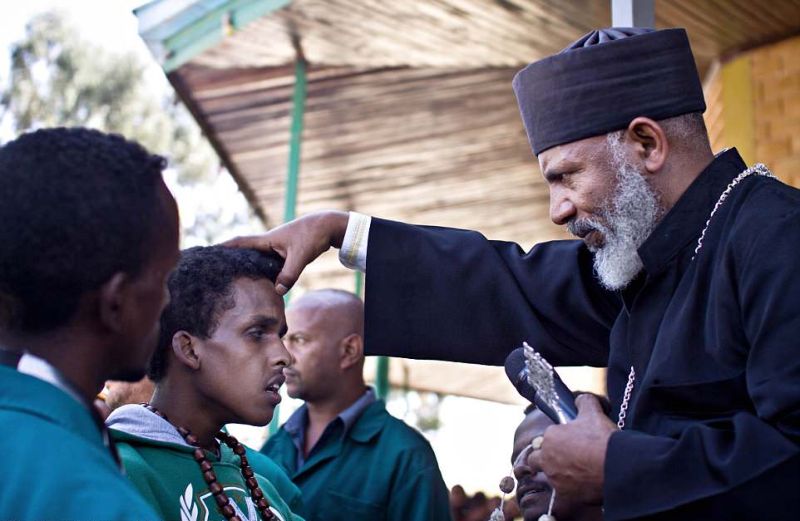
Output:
[568, 143, 663, 290]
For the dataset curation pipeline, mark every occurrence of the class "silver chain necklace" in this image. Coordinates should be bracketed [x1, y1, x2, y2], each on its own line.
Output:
[616, 163, 776, 429]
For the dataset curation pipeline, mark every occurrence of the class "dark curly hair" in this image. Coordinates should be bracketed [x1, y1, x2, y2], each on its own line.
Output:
[0, 127, 168, 332]
[148, 246, 284, 382]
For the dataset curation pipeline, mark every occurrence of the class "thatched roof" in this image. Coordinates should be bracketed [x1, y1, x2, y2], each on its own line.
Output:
[136, 0, 800, 402]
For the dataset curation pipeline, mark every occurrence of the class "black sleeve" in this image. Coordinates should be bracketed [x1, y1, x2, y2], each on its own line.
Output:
[364, 218, 620, 366]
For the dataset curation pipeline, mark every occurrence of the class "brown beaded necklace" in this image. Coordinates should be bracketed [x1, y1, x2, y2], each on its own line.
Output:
[142, 403, 276, 521]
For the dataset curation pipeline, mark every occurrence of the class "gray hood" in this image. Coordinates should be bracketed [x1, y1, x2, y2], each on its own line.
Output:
[106, 404, 191, 447]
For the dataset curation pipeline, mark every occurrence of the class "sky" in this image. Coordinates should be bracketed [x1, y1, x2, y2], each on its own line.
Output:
[0, 0, 528, 494]
[0, 0, 147, 57]
[0, 1, 154, 137]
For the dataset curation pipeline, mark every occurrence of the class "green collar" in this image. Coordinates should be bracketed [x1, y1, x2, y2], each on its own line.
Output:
[0, 365, 102, 446]
[348, 400, 388, 443]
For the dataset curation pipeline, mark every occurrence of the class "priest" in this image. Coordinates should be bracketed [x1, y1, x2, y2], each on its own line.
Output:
[229, 28, 800, 519]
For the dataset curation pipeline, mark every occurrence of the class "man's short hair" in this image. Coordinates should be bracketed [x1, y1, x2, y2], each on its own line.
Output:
[0, 127, 167, 332]
[148, 246, 283, 381]
[607, 112, 709, 152]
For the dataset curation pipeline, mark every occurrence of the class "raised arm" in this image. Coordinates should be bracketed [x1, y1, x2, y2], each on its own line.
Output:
[225, 210, 349, 295]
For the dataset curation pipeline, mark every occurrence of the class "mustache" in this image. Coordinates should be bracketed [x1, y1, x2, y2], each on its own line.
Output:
[567, 218, 605, 238]
[515, 475, 552, 497]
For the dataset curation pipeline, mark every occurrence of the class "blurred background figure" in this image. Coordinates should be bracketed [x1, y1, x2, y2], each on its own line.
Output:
[450, 484, 468, 520]
[96, 377, 157, 420]
[105, 377, 156, 411]
[462, 492, 491, 521]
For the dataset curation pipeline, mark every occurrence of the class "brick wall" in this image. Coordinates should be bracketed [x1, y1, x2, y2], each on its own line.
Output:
[703, 34, 800, 186]
[752, 36, 800, 184]
[703, 61, 725, 152]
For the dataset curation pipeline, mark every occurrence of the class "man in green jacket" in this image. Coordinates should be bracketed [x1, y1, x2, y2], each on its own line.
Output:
[108, 246, 304, 521]
[261, 289, 452, 521]
[0, 128, 180, 520]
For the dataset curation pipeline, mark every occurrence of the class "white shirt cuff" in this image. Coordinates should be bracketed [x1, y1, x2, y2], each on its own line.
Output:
[339, 212, 370, 272]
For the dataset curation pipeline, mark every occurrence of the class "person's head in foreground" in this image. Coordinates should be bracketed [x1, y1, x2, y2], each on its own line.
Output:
[0, 127, 179, 400]
[145, 245, 290, 441]
[283, 288, 366, 405]
[511, 402, 604, 521]
[513, 27, 713, 291]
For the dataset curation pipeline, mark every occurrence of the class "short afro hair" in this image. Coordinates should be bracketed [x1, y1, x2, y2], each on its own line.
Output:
[0, 127, 168, 332]
[148, 246, 284, 382]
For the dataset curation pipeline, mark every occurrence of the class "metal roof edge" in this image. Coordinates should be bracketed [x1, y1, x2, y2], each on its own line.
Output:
[133, 0, 291, 72]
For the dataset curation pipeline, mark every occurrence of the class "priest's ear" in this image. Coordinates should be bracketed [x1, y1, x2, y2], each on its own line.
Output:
[171, 331, 201, 371]
[339, 333, 364, 371]
[624, 117, 668, 174]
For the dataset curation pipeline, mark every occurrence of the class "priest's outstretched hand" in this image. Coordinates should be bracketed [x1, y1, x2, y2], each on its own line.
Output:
[225, 210, 349, 295]
[528, 393, 616, 505]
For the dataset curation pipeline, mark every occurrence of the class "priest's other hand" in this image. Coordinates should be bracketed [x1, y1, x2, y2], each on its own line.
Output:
[528, 393, 615, 505]
[224, 210, 349, 295]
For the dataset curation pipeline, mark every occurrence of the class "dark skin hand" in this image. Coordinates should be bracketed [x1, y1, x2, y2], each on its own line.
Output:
[528, 394, 616, 505]
[225, 210, 349, 296]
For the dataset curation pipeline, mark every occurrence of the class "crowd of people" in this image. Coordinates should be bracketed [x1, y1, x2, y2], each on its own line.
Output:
[1, 24, 799, 521]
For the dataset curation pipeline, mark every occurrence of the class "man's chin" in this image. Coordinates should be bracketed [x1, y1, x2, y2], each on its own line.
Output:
[519, 492, 551, 521]
[285, 384, 302, 400]
[237, 406, 275, 427]
[583, 231, 606, 252]
[593, 243, 644, 291]
[523, 507, 547, 521]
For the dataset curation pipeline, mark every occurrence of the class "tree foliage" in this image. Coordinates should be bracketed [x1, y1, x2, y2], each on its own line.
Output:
[0, 10, 261, 242]
[1, 10, 215, 184]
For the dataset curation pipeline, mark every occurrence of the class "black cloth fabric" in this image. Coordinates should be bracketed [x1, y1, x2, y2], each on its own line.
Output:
[512, 28, 706, 155]
[363, 149, 800, 520]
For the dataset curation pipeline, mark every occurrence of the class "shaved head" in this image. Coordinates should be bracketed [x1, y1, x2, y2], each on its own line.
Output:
[290, 289, 364, 340]
[284, 289, 366, 403]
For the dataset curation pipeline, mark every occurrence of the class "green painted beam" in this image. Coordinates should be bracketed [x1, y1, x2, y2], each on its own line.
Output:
[284, 57, 307, 223]
[268, 57, 307, 437]
[162, 27, 223, 72]
[375, 356, 390, 400]
[230, 0, 288, 27]
[354, 271, 364, 298]
[152, 0, 291, 72]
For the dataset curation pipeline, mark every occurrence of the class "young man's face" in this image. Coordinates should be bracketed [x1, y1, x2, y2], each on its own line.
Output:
[194, 277, 290, 426]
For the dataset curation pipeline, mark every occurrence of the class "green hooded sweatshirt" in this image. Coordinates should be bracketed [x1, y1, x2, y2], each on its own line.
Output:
[108, 404, 304, 521]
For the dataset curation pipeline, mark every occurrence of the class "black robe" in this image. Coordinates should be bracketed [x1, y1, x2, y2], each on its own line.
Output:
[363, 149, 800, 520]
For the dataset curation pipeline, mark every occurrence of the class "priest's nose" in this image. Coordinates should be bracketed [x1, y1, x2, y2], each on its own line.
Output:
[550, 194, 576, 226]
